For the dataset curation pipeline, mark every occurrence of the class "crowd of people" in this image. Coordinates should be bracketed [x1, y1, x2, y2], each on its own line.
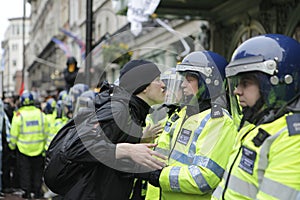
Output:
[0, 33, 299, 200]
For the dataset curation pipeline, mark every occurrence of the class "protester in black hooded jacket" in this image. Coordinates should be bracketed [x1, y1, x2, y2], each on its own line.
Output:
[63, 56, 79, 92]
[62, 60, 166, 200]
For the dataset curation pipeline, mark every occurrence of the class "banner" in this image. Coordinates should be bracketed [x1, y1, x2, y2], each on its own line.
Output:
[60, 28, 86, 59]
[19, 81, 24, 96]
[127, 0, 161, 36]
[51, 37, 72, 57]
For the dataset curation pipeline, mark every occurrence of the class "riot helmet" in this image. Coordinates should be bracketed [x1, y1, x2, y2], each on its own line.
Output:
[175, 51, 228, 107]
[58, 90, 67, 101]
[44, 98, 57, 114]
[62, 94, 73, 119]
[73, 90, 96, 115]
[55, 100, 64, 119]
[20, 91, 34, 106]
[226, 34, 300, 127]
[68, 83, 89, 116]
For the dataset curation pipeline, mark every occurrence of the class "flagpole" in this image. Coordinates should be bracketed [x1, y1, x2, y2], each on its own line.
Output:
[20, 0, 26, 95]
[85, 0, 93, 87]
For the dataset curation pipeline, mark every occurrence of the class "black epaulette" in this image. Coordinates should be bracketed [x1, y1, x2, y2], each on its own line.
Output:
[252, 128, 270, 147]
[171, 113, 180, 122]
[211, 104, 224, 118]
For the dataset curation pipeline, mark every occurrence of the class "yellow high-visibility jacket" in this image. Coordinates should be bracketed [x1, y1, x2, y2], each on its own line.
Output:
[212, 113, 300, 200]
[146, 106, 237, 200]
[9, 106, 48, 156]
[45, 116, 69, 150]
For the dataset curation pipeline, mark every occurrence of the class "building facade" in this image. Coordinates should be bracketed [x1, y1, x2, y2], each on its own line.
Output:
[3, 0, 299, 97]
[26, 0, 69, 93]
[1, 17, 30, 97]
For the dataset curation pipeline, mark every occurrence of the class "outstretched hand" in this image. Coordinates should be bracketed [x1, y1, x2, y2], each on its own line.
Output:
[116, 143, 167, 170]
[141, 123, 163, 143]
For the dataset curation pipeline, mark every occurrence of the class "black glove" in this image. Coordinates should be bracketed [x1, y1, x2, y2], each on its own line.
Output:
[148, 169, 162, 187]
[134, 169, 162, 187]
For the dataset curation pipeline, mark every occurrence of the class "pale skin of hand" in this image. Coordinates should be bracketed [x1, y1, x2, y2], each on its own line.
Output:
[116, 143, 167, 170]
[141, 123, 163, 143]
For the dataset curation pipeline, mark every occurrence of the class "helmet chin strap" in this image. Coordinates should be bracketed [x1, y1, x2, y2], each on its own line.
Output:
[261, 92, 300, 125]
[239, 93, 300, 130]
[239, 97, 265, 130]
[286, 92, 300, 112]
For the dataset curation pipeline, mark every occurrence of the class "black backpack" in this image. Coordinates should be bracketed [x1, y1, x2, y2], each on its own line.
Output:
[44, 108, 102, 195]
[44, 83, 144, 195]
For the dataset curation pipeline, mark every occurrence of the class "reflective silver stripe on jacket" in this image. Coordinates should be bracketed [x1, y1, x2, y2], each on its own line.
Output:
[17, 139, 45, 144]
[212, 171, 230, 198]
[20, 131, 43, 135]
[169, 150, 224, 178]
[155, 147, 170, 157]
[19, 111, 45, 136]
[257, 127, 300, 199]
[169, 165, 212, 193]
[169, 166, 181, 192]
[193, 155, 224, 178]
[212, 184, 223, 199]
[10, 135, 18, 140]
[189, 113, 211, 155]
[188, 165, 212, 192]
[227, 173, 258, 199]
[259, 177, 300, 199]
[221, 127, 290, 199]
[40, 111, 45, 135]
[257, 127, 286, 185]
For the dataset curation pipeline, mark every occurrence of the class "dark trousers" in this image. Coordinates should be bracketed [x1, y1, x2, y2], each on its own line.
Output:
[2, 119, 20, 191]
[17, 150, 44, 196]
[2, 147, 19, 191]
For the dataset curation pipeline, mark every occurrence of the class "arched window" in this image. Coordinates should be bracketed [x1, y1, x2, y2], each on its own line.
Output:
[292, 23, 300, 42]
[227, 20, 266, 59]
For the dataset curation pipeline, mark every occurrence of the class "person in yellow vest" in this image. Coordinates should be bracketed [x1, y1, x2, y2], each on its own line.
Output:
[144, 51, 237, 200]
[212, 34, 300, 200]
[130, 68, 182, 200]
[44, 98, 71, 199]
[43, 98, 57, 147]
[44, 99, 69, 151]
[9, 91, 49, 199]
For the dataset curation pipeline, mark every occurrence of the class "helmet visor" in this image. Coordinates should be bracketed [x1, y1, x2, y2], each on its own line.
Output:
[162, 72, 184, 105]
[176, 63, 212, 77]
[227, 75, 244, 128]
[226, 56, 277, 78]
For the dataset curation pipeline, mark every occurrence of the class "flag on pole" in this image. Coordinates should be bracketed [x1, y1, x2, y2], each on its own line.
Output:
[19, 82, 25, 96]
[59, 28, 86, 59]
[51, 37, 72, 57]
[127, 0, 160, 36]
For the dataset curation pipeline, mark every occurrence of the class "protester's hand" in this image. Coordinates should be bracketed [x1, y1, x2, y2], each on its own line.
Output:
[116, 143, 167, 170]
[141, 123, 163, 143]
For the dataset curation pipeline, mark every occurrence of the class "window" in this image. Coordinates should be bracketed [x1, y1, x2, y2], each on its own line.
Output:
[16, 25, 20, 35]
[228, 20, 266, 59]
[106, 17, 109, 32]
[97, 23, 101, 40]
[12, 60, 17, 67]
[12, 44, 18, 51]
